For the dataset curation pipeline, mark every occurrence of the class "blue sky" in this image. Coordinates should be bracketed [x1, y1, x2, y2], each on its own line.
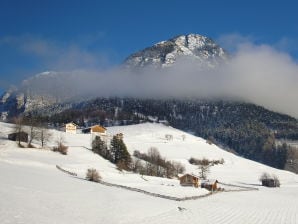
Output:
[1, 0, 298, 93]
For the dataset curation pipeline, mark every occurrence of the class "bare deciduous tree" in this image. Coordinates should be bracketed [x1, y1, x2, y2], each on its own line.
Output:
[26, 118, 39, 147]
[13, 116, 24, 146]
[37, 125, 52, 148]
[198, 164, 210, 180]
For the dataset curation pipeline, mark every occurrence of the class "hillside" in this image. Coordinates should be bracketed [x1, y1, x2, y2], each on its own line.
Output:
[42, 98, 298, 170]
[1, 122, 298, 223]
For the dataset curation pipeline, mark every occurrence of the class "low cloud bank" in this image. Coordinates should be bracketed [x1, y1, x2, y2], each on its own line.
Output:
[20, 42, 298, 118]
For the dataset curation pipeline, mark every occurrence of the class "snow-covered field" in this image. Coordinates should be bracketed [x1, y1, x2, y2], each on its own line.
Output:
[0, 122, 298, 224]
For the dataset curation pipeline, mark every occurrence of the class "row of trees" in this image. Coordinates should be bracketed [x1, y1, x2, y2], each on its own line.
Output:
[13, 115, 69, 154]
[132, 148, 185, 178]
[188, 157, 225, 179]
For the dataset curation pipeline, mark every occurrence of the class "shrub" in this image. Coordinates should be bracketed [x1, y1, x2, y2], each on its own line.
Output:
[53, 143, 68, 155]
[116, 160, 131, 171]
[259, 172, 281, 187]
[259, 172, 271, 182]
[272, 175, 281, 187]
[27, 143, 36, 148]
[86, 168, 101, 182]
[18, 143, 25, 148]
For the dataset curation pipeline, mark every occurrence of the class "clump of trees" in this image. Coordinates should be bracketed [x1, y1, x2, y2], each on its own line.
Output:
[188, 157, 224, 180]
[133, 147, 185, 178]
[86, 168, 101, 182]
[189, 157, 225, 166]
[92, 134, 131, 171]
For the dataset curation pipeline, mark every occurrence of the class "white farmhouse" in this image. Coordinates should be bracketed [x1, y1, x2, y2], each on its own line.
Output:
[65, 122, 78, 134]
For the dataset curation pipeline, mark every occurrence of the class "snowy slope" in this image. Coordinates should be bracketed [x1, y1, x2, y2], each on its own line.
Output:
[1, 122, 298, 224]
[108, 123, 298, 185]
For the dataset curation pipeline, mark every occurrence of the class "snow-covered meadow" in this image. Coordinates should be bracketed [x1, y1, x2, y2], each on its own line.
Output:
[0, 122, 298, 224]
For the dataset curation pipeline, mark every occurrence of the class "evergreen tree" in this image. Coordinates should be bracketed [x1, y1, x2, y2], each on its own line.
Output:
[110, 135, 131, 170]
[92, 136, 108, 158]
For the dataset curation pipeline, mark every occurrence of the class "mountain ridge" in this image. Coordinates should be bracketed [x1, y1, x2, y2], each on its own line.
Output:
[124, 33, 228, 68]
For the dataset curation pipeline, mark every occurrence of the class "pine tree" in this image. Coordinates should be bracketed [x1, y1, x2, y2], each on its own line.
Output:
[92, 136, 108, 158]
[110, 135, 131, 170]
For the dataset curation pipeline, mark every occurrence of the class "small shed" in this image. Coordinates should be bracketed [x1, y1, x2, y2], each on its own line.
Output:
[82, 125, 106, 134]
[201, 179, 218, 191]
[8, 132, 28, 143]
[179, 174, 200, 188]
[262, 178, 280, 187]
[65, 122, 78, 134]
[91, 125, 107, 134]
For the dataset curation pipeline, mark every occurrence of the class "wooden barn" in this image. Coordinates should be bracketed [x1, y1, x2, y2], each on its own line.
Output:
[201, 179, 219, 191]
[65, 122, 78, 134]
[8, 132, 28, 143]
[179, 174, 200, 188]
[82, 125, 107, 134]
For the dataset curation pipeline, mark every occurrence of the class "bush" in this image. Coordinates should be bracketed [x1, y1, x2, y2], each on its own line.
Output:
[116, 160, 131, 171]
[259, 172, 281, 187]
[86, 168, 101, 182]
[272, 175, 281, 187]
[53, 143, 68, 155]
[259, 172, 271, 182]
[27, 143, 36, 148]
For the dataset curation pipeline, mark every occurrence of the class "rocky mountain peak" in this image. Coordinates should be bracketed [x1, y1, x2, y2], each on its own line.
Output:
[124, 34, 228, 68]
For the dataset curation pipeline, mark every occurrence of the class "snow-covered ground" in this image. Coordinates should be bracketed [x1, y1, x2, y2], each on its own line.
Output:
[0, 122, 298, 224]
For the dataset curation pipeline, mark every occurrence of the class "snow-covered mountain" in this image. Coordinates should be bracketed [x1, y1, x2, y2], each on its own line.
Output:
[124, 34, 228, 68]
[0, 33, 229, 118]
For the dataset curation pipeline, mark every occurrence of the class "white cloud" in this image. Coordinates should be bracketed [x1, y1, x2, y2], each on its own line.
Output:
[217, 33, 256, 53]
[3, 34, 298, 118]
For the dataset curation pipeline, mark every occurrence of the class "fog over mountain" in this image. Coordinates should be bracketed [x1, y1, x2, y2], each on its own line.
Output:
[2, 34, 298, 118]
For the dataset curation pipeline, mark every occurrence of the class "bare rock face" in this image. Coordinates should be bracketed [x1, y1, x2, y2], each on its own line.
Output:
[124, 34, 228, 69]
[0, 71, 63, 120]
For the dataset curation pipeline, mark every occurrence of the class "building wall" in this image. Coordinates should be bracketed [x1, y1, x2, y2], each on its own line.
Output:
[65, 123, 77, 134]
[91, 125, 106, 134]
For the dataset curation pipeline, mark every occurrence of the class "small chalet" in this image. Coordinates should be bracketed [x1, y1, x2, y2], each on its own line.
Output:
[8, 132, 28, 143]
[82, 125, 107, 134]
[262, 178, 280, 187]
[201, 179, 219, 191]
[179, 174, 200, 188]
[65, 122, 78, 134]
